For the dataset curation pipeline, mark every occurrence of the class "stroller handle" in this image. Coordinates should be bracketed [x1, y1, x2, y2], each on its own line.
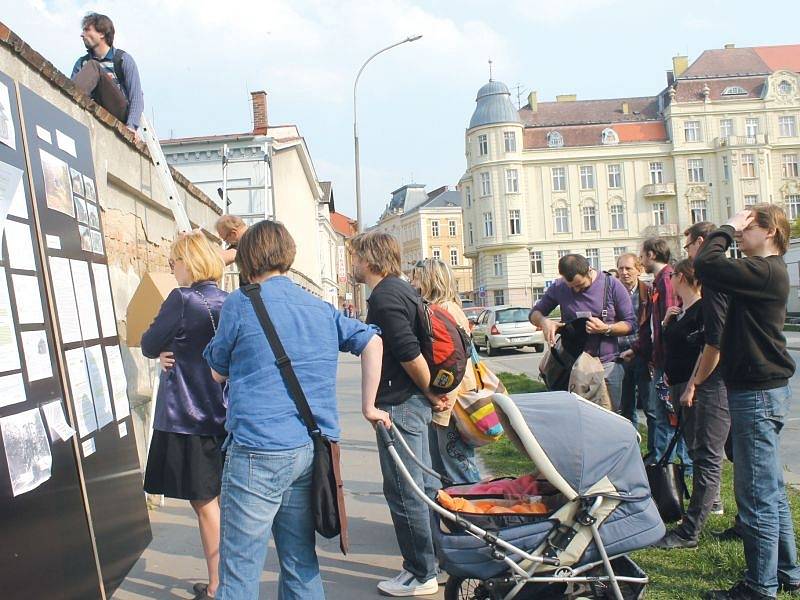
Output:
[376, 421, 394, 448]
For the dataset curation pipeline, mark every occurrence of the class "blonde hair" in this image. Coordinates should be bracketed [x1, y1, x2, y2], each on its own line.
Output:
[170, 231, 224, 284]
[412, 258, 460, 306]
[349, 231, 402, 277]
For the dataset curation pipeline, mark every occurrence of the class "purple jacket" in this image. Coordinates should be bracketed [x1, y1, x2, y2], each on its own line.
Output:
[141, 281, 228, 435]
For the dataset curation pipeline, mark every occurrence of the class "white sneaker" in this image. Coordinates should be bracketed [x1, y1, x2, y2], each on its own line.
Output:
[377, 569, 439, 597]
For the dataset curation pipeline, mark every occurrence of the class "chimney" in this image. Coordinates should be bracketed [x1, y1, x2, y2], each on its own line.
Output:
[251, 90, 268, 135]
[724, 43, 736, 49]
[672, 55, 688, 78]
[527, 90, 538, 113]
[556, 94, 577, 102]
[622, 101, 630, 115]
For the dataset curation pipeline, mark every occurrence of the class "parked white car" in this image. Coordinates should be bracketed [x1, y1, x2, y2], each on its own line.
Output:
[471, 305, 545, 356]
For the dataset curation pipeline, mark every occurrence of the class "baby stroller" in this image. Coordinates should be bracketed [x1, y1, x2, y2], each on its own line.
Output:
[377, 391, 665, 600]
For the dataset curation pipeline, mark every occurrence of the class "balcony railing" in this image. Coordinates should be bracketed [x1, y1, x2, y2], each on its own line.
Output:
[640, 224, 678, 238]
[642, 182, 676, 197]
[715, 134, 769, 148]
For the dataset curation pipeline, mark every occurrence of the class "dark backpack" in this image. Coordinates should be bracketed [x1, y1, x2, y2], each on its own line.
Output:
[417, 300, 470, 393]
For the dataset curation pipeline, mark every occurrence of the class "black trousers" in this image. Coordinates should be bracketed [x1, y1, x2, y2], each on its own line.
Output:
[73, 60, 128, 123]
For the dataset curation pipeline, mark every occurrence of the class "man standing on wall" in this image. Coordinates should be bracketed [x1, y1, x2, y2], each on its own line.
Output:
[71, 13, 144, 131]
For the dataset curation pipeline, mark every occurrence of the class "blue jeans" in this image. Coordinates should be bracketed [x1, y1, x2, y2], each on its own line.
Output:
[429, 419, 481, 484]
[602, 360, 624, 413]
[376, 395, 438, 582]
[651, 369, 691, 473]
[621, 356, 650, 430]
[728, 385, 800, 597]
[217, 441, 324, 600]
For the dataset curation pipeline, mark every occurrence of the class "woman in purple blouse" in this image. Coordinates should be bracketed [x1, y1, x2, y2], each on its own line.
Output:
[141, 231, 228, 600]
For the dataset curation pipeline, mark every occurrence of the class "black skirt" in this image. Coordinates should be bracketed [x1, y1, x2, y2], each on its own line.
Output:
[144, 430, 225, 500]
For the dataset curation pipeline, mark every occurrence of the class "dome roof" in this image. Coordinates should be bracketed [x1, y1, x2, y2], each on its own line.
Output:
[469, 80, 521, 129]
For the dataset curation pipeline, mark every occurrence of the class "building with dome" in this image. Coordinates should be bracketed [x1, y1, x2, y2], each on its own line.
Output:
[459, 44, 800, 307]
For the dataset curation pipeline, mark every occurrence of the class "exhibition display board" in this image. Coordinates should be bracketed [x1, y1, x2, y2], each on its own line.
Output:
[0, 71, 151, 599]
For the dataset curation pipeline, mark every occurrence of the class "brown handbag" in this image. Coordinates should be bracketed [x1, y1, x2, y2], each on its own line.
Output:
[243, 284, 349, 554]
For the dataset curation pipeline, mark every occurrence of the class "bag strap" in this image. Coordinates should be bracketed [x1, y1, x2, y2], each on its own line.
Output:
[656, 410, 684, 467]
[242, 283, 321, 436]
[192, 288, 217, 333]
[112, 48, 126, 88]
[600, 271, 613, 322]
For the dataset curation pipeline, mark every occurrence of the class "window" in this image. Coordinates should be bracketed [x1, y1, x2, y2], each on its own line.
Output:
[468, 222, 474, 245]
[741, 154, 756, 178]
[688, 158, 705, 182]
[778, 80, 793, 95]
[558, 249, 571, 259]
[729, 240, 742, 259]
[585, 248, 600, 270]
[448, 220, 457, 236]
[722, 156, 730, 181]
[579, 165, 595, 189]
[530, 250, 543, 274]
[649, 162, 664, 184]
[552, 167, 567, 191]
[504, 131, 517, 152]
[547, 131, 564, 148]
[613, 246, 627, 261]
[744, 195, 758, 207]
[690, 200, 707, 224]
[725, 197, 732, 218]
[493, 255, 503, 277]
[554, 207, 570, 233]
[609, 204, 625, 230]
[465, 186, 472, 208]
[601, 128, 619, 145]
[450, 248, 459, 266]
[779, 116, 797, 137]
[483, 212, 493, 237]
[783, 154, 799, 178]
[478, 134, 488, 156]
[607, 164, 622, 188]
[788, 195, 800, 220]
[509, 209, 522, 235]
[480, 172, 491, 196]
[745, 118, 759, 138]
[432, 247, 441, 260]
[431, 220, 439, 237]
[582, 205, 598, 231]
[684, 120, 701, 142]
[493, 289, 505, 305]
[505, 169, 519, 193]
[652, 202, 666, 226]
[531, 287, 544, 302]
[719, 118, 734, 139]
[722, 86, 748, 96]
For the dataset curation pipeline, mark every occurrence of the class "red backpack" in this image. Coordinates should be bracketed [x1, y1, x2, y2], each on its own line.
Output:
[417, 300, 470, 393]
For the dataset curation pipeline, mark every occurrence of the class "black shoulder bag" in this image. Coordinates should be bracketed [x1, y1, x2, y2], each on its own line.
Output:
[645, 412, 690, 523]
[242, 284, 348, 554]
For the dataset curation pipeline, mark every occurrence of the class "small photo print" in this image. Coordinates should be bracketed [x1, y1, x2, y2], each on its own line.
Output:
[74, 195, 88, 224]
[70, 168, 84, 196]
[90, 230, 104, 255]
[87, 202, 100, 229]
[79, 225, 92, 252]
[83, 175, 96, 202]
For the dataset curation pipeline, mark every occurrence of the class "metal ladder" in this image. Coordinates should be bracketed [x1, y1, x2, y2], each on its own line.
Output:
[138, 116, 192, 232]
[221, 141, 275, 220]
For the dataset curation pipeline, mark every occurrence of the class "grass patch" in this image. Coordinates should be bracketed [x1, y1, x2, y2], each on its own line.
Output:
[479, 375, 800, 599]
[784, 323, 800, 332]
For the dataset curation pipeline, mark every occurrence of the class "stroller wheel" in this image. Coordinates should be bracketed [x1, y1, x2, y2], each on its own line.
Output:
[444, 577, 493, 600]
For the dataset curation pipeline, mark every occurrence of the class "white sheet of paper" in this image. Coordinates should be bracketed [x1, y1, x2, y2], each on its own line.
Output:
[91, 263, 116, 338]
[0, 161, 23, 234]
[69, 260, 99, 340]
[118, 421, 127, 438]
[85, 345, 113, 429]
[0, 269, 21, 373]
[0, 408, 52, 496]
[20, 330, 52, 382]
[0, 373, 25, 408]
[55, 130, 77, 157]
[0, 82, 16, 150]
[81, 437, 96, 457]
[48, 257, 81, 344]
[41, 400, 75, 442]
[8, 170, 27, 219]
[4, 220, 36, 271]
[105, 345, 130, 420]
[45, 235, 61, 249]
[11, 275, 44, 324]
[65, 347, 98, 437]
[35, 125, 51, 145]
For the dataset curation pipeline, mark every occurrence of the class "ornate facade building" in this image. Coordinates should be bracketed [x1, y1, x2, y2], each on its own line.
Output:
[460, 44, 800, 307]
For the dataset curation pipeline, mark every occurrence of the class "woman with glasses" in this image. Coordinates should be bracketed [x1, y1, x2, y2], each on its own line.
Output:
[141, 231, 228, 599]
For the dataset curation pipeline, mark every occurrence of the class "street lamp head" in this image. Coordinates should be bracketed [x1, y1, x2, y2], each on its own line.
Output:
[406, 34, 423, 42]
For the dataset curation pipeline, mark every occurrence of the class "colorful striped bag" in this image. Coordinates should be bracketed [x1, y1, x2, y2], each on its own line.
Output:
[451, 345, 505, 447]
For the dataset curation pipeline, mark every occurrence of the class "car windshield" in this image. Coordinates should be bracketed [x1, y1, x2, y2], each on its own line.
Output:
[495, 308, 530, 324]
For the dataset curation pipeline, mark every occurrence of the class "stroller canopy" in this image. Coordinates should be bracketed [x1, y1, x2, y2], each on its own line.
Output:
[494, 392, 650, 500]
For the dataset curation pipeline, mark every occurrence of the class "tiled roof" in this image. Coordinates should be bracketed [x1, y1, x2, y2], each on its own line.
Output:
[680, 44, 800, 79]
[523, 121, 667, 149]
[674, 77, 765, 102]
[330, 211, 356, 237]
[519, 96, 660, 127]
[753, 45, 800, 73]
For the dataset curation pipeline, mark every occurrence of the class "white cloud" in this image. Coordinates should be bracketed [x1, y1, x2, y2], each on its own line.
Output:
[510, 0, 624, 23]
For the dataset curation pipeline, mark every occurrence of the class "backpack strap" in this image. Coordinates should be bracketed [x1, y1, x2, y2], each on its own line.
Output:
[600, 271, 613, 323]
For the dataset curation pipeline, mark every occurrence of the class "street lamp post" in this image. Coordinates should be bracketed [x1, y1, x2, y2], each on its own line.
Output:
[353, 34, 422, 317]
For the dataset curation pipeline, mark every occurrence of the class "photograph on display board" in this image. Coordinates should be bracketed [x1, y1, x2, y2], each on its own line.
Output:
[39, 149, 73, 217]
[82, 175, 96, 202]
[79, 225, 91, 252]
[86, 202, 99, 229]
[74, 195, 87, 224]
[90, 230, 103, 255]
[0, 408, 52, 497]
[69, 167, 84, 196]
[0, 81, 16, 150]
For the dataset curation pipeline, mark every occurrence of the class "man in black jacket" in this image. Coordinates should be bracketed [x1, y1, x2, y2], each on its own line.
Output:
[695, 206, 800, 600]
[350, 231, 444, 597]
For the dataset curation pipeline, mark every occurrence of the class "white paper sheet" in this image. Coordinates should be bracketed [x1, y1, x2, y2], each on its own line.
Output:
[1, 408, 52, 496]
[65, 347, 97, 437]
[40, 149, 73, 217]
[35, 125, 51, 145]
[105, 345, 130, 420]
[0, 373, 25, 408]
[4, 220, 36, 271]
[0, 161, 22, 235]
[20, 330, 52, 382]
[0, 82, 16, 150]
[91, 263, 116, 338]
[48, 257, 81, 344]
[118, 421, 127, 438]
[81, 438, 96, 457]
[0, 269, 21, 373]
[55, 130, 77, 158]
[41, 400, 75, 442]
[45, 234, 61, 250]
[69, 260, 98, 340]
[11, 275, 44, 324]
[8, 170, 27, 219]
[85, 345, 113, 429]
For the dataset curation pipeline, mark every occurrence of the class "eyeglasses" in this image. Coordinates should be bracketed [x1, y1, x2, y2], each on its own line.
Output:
[682, 239, 697, 251]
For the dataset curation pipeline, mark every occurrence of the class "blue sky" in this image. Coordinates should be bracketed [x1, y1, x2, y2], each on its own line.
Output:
[6, 1, 799, 226]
